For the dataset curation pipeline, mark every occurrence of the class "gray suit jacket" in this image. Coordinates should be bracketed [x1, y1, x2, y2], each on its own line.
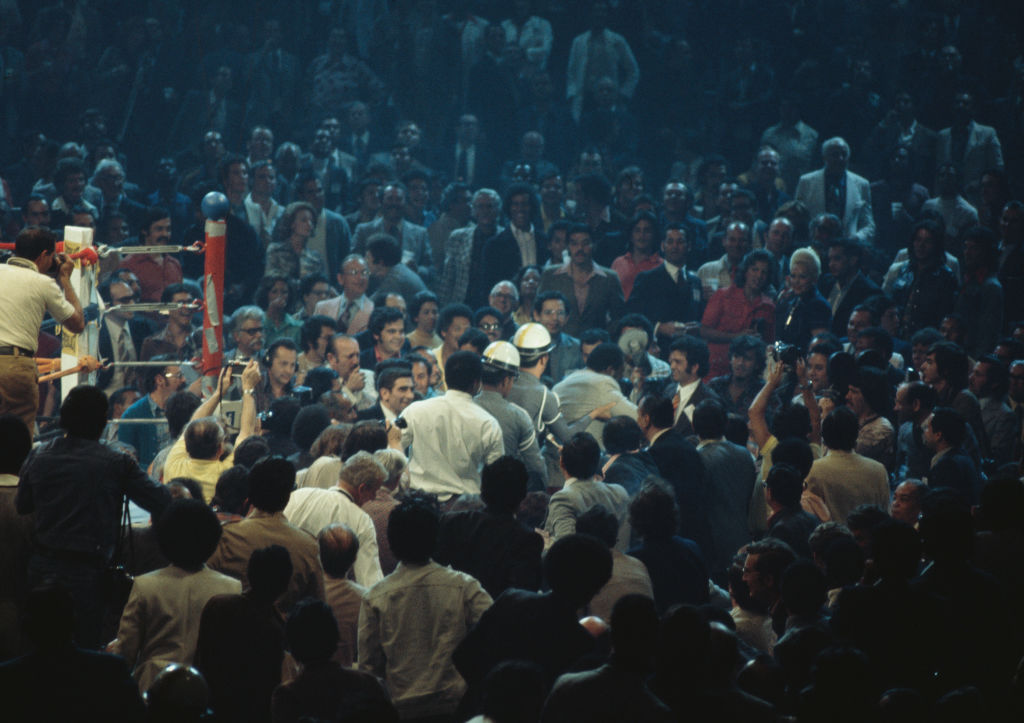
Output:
[553, 368, 637, 447]
[936, 121, 1004, 188]
[545, 477, 631, 551]
[795, 169, 876, 244]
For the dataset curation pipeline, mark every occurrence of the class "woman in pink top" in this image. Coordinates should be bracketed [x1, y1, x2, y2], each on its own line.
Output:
[611, 211, 663, 300]
[700, 249, 776, 378]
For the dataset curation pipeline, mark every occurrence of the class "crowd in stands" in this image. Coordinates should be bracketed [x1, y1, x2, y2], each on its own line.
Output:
[2, 0, 1024, 721]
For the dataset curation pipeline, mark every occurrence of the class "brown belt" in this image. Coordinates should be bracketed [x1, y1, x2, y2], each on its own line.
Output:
[0, 346, 33, 357]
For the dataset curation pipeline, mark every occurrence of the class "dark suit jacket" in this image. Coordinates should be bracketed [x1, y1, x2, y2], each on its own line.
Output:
[97, 318, 152, 389]
[665, 381, 722, 438]
[648, 429, 713, 559]
[538, 264, 624, 336]
[481, 227, 547, 303]
[435, 509, 543, 599]
[626, 264, 703, 350]
[355, 403, 385, 422]
[928, 448, 982, 506]
[818, 271, 881, 337]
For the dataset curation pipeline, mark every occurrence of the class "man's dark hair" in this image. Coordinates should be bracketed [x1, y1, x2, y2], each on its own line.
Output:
[212, 465, 249, 515]
[772, 437, 814, 479]
[729, 335, 766, 374]
[821, 406, 858, 451]
[586, 342, 624, 374]
[670, 335, 710, 378]
[856, 327, 893, 359]
[610, 594, 662, 670]
[910, 327, 943, 350]
[156, 498, 223, 571]
[217, 153, 247, 187]
[480, 456, 528, 514]
[304, 367, 340, 400]
[534, 289, 569, 314]
[141, 354, 178, 393]
[851, 366, 891, 417]
[291, 404, 331, 452]
[629, 479, 679, 542]
[375, 361, 413, 394]
[343, 420, 387, 459]
[247, 544, 293, 602]
[59, 385, 108, 440]
[233, 435, 271, 469]
[387, 490, 440, 564]
[445, 350, 483, 393]
[366, 234, 402, 267]
[14, 226, 57, 260]
[286, 599, 340, 664]
[368, 306, 406, 343]
[929, 406, 966, 449]
[579, 328, 611, 346]
[140, 205, 171, 235]
[770, 403, 811, 440]
[975, 354, 1009, 398]
[458, 327, 490, 354]
[167, 476, 205, 502]
[693, 399, 727, 440]
[300, 314, 335, 353]
[264, 396, 301, 436]
[602, 415, 645, 455]
[560, 432, 601, 479]
[901, 380, 936, 415]
[409, 290, 439, 320]
[53, 156, 86, 187]
[927, 341, 969, 390]
[318, 522, 360, 578]
[846, 504, 889, 542]
[299, 272, 330, 299]
[576, 503, 620, 548]
[745, 537, 796, 584]
[438, 303, 473, 334]
[159, 282, 192, 304]
[638, 394, 674, 429]
[766, 463, 803, 509]
[0, 415, 32, 475]
[247, 456, 296, 512]
[543, 533, 613, 608]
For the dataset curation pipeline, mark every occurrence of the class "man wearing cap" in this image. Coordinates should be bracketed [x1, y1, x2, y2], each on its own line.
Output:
[400, 350, 504, 500]
[476, 342, 548, 490]
[0, 227, 85, 432]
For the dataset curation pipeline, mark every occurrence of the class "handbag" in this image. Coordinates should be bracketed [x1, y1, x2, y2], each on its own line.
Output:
[100, 494, 135, 609]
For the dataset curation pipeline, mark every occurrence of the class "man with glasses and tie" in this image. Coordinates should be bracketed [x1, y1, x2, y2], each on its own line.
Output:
[315, 254, 374, 335]
[118, 354, 186, 468]
[98, 277, 151, 394]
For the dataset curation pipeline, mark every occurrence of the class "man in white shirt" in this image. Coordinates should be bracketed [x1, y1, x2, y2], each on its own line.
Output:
[325, 333, 377, 411]
[400, 351, 504, 500]
[284, 451, 385, 587]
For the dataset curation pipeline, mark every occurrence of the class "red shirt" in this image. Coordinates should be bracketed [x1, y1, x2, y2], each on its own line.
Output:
[701, 284, 775, 378]
[121, 254, 183, 303]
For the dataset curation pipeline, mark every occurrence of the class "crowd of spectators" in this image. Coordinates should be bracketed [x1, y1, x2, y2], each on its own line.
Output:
[2, 0, 1024, 721]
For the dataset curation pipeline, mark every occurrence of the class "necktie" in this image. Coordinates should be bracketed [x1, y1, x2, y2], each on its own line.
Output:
[672, 390, 680, 414]
[117, 327, 133, 363]
[339, 302, 355, 332]
[456, 148, 468, 182]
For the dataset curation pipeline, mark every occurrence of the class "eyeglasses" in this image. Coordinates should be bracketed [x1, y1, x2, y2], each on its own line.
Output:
[344, 269, 370, 277]
[540, 309, 567, 318]
[112, 295, 137, 304]
[479, 323, 501, 332]
[240, 327, 264, 335]
[164, 370, 184, 379]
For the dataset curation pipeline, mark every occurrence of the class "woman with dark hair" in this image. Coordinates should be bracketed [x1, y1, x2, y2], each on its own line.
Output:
[265, 201, 326, 279]
[845, 366, 897, 472]
[610, 210, 662, 300]
[407, 290, 441, 349]
[512, 264, 542, 326]
[254, 272, 301, 345]
[883, 220, 958, 337]
[827, 351, 857, 401]
[700, 248, 776, 378]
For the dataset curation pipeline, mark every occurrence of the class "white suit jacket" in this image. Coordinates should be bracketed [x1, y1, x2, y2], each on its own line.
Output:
[795, 169, 876, 245]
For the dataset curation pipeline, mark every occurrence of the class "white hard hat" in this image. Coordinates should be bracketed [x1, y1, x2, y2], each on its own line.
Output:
[483, 341, 520, 373]
[512, 322, 553, 360]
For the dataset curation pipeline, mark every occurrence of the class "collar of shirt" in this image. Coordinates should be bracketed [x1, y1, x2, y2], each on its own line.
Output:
[0, 472, 17, 487]
[663, 260, 687, 281]
[7, 256, 37, 271]
[697, 436, 724, 450]
[677, 378, 700, 407]
[648, 427, 669, 446]
[554, 261, 606, 280]
[930, 447, 951, 468]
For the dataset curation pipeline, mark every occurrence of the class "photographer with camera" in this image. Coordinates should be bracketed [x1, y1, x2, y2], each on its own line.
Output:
[0, 226, 86, 433]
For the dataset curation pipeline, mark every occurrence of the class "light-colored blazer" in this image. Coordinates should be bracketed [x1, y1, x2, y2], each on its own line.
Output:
[935, 120, 1004, 187]
[795, 169, 876, 245]
[552, 368, 637, 445]
[352, 217, 432, 279]
[314, 294, 374, 335]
